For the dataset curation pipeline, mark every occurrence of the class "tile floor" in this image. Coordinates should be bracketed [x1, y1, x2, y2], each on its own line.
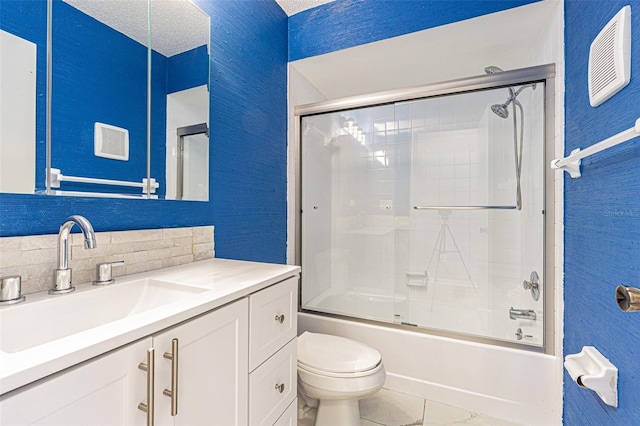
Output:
[299, 388, 517, 426]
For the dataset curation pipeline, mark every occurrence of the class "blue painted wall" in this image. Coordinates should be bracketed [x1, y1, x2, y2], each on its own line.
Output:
[563, 0, 640, 423]
[0, 0, 289, 264]
[289, 0, 540, 61]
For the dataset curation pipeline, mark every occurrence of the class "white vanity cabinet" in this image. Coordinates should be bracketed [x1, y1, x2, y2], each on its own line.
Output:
[0, 337, 153, 425]
[0, 298, 248, 426]
[0, 266, 299, 426]
[248, 276, 298, 425]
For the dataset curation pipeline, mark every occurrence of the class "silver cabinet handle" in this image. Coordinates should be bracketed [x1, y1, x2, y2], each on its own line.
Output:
[162, 338, 179, 416]
[138, 348, 155, 426]
[274, 314, 285, 324]
[275, 383, 285, 393]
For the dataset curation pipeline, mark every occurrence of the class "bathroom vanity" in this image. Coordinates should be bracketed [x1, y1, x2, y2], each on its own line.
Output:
[0, 258, 299, 425]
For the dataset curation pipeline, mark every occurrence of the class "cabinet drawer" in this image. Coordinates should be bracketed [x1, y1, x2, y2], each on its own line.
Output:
[273, 398, 297, 426]
[249, 338, 297, 426]
[249, 276, 298, 370]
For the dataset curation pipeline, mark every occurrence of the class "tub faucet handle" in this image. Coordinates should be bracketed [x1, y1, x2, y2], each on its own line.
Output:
[522, 271, 540, 301]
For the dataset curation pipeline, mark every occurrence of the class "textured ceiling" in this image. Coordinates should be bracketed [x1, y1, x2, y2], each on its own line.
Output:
[275, 0, 336, 16]
[63, 0, 209, 57]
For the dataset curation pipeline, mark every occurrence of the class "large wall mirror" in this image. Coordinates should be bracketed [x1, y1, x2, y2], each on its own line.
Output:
[0, 0, 210, 201]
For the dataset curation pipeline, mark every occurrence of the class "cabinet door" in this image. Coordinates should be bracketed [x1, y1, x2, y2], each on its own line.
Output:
[0, 338, 152, 426]
[154, 298, 249, 426]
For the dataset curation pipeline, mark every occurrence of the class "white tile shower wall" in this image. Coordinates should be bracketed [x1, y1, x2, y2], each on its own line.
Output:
[405, 95, 494, 306]
[0, 226, 214, 295]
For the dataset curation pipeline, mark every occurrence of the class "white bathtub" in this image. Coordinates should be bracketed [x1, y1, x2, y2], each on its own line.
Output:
[304, 287, 544, 347]
[298, 312, 561, 425]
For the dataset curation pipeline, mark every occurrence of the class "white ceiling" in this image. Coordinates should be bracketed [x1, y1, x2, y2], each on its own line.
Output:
[275, 0, 336, 16]
[290, 1, 561, 99]
[63, 0, 209, 57]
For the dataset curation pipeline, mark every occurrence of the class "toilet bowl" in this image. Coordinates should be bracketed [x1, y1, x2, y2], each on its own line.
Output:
[297, 331, 386, 426]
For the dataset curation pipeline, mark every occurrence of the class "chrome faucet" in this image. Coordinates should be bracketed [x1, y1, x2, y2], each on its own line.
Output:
[50, 215, 97, 295]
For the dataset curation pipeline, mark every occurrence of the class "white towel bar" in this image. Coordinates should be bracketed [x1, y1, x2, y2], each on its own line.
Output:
[551, 117, 640, 178]
[49, 168, 159, 194]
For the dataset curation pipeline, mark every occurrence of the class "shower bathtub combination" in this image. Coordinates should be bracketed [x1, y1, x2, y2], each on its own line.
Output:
[295, 65, 558, 424]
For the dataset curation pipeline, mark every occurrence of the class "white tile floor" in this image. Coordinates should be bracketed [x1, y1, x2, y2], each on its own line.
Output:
[299, 388, 517, 426]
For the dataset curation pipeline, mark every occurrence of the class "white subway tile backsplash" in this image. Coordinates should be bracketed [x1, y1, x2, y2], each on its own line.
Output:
[0, 226, 214, 295]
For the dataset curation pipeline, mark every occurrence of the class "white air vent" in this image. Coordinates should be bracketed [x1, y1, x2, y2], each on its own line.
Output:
[94, 122, 129, 161]
[588, 5, 631, 107]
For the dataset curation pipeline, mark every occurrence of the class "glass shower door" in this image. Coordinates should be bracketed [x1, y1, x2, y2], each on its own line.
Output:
[394, 84, 545, 346]
[299, 80, 546, 347]
[300, 104, 400, 322]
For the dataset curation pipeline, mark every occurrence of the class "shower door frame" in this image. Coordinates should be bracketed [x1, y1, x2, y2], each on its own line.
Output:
[295, 64, 556, 354]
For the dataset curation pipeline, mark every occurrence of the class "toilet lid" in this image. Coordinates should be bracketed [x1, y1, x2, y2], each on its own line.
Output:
[297, 332, 382, 374]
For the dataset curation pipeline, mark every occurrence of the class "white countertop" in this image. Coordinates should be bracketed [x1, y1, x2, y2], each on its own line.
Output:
[0, 258, 300, 395]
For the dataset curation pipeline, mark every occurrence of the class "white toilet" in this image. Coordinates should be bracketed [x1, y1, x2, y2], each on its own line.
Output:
[297, 331, 386, 426]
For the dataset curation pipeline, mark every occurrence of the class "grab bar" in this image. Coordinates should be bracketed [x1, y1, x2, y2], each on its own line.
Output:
[509, 307, 537, 321]
[551, 117, 640, 178]
[413, 206, 517, 211]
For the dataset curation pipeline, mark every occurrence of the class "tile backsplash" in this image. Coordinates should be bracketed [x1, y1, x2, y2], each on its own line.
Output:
[0, 226, 214, 295]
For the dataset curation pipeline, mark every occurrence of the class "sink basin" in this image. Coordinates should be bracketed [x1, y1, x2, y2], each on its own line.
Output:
[0, 279, 206, 353]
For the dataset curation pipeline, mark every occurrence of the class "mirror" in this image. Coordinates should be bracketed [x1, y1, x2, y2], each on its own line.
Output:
[0, 2, 46, 195]
[0, 0, 210, 200]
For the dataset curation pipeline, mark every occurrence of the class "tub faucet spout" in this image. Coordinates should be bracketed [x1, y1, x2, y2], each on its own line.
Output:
[50, 215, 96, 295]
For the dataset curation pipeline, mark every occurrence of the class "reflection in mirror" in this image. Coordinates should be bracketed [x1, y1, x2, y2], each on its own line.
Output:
[150, 1, 209, 201]
[0, 30, 37, 194]
[50, 0, 150, 198]
[175, 123, 209, 201]
[0, 0, 46, 195]
[48, 0, 209, 200]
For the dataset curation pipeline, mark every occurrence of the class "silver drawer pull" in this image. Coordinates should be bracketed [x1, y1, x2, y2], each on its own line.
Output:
[275, 383, 285, 393]
[274, 314, 285, 324]
[138, 348, 155, 426]
[162, 338, 179, 417]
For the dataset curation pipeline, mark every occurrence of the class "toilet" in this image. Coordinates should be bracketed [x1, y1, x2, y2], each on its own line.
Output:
[297, 331, 386, 426]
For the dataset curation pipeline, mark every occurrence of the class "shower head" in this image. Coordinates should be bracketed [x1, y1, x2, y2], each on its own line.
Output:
[491, 98, 523, 118]
[484, 65, 504, 74]
[491, 103, 510, 118]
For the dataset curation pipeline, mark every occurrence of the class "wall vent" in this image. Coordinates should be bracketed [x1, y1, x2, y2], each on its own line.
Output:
[94, 122, 129, 161]
[588, 5, 631, 107]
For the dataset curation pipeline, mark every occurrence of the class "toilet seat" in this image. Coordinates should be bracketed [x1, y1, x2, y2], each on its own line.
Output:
[297, 332, 382, 374]
[298, 359, 383, 378]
